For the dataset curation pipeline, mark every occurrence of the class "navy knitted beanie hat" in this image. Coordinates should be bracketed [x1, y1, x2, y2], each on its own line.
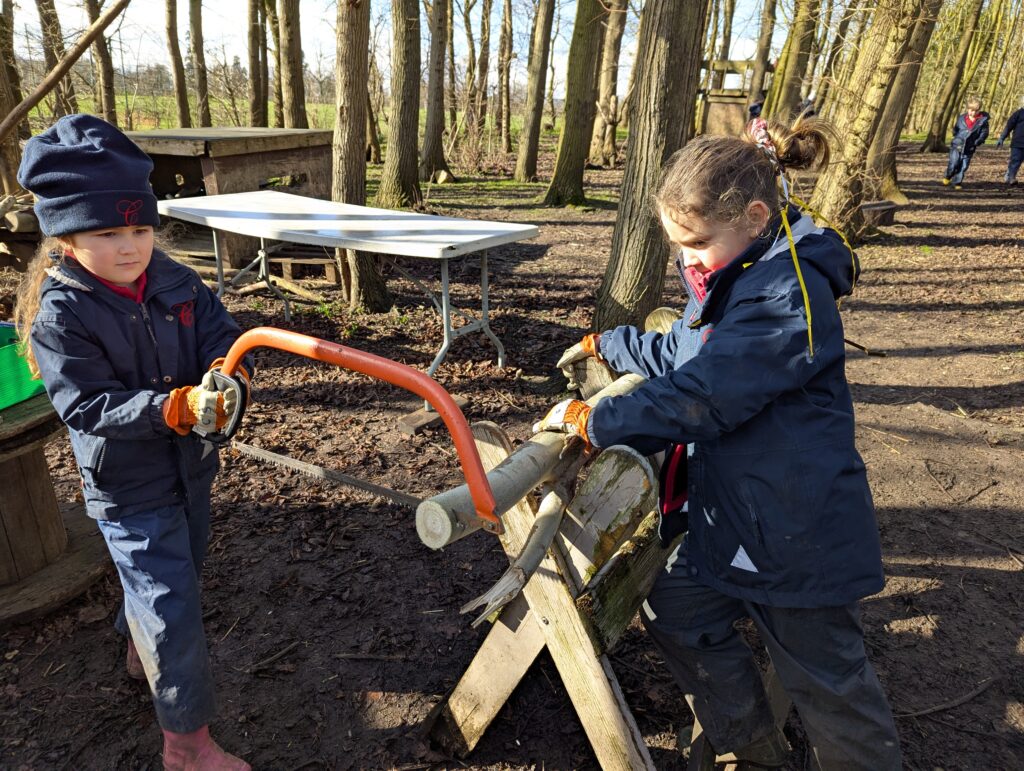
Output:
[17, 114, 160, 237]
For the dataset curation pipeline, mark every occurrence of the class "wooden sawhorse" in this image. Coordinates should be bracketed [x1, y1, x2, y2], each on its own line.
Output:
[428, 420, 792, 769]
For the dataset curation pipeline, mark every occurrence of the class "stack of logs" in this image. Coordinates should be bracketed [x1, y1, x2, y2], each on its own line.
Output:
[0, 193, 40, 273]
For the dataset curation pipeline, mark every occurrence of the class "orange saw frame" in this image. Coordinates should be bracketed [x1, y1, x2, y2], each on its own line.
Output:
[220, 327, 501, 534]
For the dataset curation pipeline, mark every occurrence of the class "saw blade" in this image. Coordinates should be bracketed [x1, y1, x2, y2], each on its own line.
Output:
[230, 441, 422, 509]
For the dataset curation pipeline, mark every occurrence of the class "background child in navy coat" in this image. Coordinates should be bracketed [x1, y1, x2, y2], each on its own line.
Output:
[996, 99, 1024, 185]
[944, 96, 989, 189]
[14, 115, 253, 771]
[537, 119, 901, 769]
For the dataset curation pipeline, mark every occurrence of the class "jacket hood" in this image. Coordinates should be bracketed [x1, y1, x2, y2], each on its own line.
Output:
[760, 208, 859, 301]
[694, 207, 857, 324]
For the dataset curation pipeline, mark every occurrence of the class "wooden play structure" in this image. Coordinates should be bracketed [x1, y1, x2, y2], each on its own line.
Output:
[697, 60, 771, 137]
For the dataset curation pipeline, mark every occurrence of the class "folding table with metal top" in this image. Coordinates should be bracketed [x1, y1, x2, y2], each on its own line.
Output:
[157, 190, 538, 378]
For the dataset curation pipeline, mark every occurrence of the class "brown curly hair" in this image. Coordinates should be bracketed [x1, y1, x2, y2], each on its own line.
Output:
[654, 118, 835, 229]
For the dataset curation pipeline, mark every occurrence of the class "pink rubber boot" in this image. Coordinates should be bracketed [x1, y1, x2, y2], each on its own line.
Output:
[161, 726, 250, 771]
[126, 638, 146, 680]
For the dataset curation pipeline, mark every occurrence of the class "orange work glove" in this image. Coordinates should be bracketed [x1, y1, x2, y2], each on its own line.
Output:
[556, 333, 602, 370]
[532, 398, 593, 446]
[162, 379, 229, 436]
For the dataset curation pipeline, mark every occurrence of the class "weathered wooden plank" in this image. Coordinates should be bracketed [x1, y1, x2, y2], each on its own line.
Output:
[396, 395, 470, 436]
[206, 130, 332, 158]
[18, 449, 66, 563]
[0, 394, 55, 444]
[431, 593, 546, 756]
[0, 453, 49, 582]
[519, 530, 655, 769]
[557, 446, 656, 596]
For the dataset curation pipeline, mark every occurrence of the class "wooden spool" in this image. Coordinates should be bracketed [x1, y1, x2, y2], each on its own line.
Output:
[0, 395, 108, 625]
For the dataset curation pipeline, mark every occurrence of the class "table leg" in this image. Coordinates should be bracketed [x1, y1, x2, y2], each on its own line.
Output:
[479, 251, 506, 368]
[213, 231, 226, 297]
[425, 258, 454, 379]
[257, 238, 291, 321]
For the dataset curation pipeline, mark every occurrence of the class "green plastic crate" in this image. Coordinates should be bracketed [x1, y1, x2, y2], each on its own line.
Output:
[0, 322, 46, 412]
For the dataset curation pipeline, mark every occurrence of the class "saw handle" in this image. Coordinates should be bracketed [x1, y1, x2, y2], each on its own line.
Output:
[219, 327, 501, 533]
[191, 370, 249, 445]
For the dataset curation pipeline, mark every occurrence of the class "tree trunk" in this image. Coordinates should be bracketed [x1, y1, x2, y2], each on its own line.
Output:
[546, 3, 561, 130]
[589, 0, 627, 167]
[542, 0, 608, 206]
[446, 0, 458, 132]
[265, 0, 284, 127]
[703, 0, 720, 97]
[366, 89, 382, 163]
[593, 0, 710, 331]
[376, 0, 423, 209]
[711, 0, 736, 90]
[475, 0, 494, 132]
[188, 0, 211, 126]
[866, 0, 943, 204]
[497, 0, 513, 153]
[921, 0, 984, 151]
[814, 0, 860, 114]
[334, 0, 391, 312]
[462, 0, 479, 127]
[803, 0, 832, 99]
[166, 0, 192, 127]
[0, 16, 20, 193]
[764, 0, 817, 119]
[980, 0, 1012, 109]
[249, 0, 267, 126]
[748, 0, 777, 103]
[810, 0, 924, 237]
[620, 3, 643, 133]
[83, 0, 117, 125]
[514, 0, 555, 182]
[1, 0, 29, 141]
[35, 0, 78, 116]
[421, 0, 454, 181]
[278, 0, 308, 128]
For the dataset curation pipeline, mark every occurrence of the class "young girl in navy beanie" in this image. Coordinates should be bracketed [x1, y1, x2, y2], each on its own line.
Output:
[14, 114, 253, 771]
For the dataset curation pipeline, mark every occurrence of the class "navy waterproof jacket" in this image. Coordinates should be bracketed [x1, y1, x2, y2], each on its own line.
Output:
[589, 210, 884, 608]
[31, 250, 252, 520]
[950, 111, 989, 155]
[999, 108, 1024, 149]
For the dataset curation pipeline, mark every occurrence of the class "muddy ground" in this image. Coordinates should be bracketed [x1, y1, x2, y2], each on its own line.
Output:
[1, 145, 1022, 770]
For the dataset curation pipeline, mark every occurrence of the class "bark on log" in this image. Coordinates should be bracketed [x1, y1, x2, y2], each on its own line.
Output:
[416, 374, 645, 549]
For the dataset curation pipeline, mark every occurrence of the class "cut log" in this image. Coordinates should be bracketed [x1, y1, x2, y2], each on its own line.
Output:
[557, 445, 656, 595]
[416, 374, 645, 549]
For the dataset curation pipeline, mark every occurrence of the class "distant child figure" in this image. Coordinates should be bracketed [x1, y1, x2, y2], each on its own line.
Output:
[996, 98, 1024, 185]
[538, 118, 901, 769]
[14, 115, 254, 771]
[944, 96, 989, 189]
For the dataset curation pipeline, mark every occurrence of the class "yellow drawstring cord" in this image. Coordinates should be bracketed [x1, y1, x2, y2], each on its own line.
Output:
[788, 192, 858, 304]
[780, 205, 815, 358]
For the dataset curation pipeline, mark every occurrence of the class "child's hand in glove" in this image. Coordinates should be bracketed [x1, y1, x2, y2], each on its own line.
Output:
[162, 373, 237, 436]
[532, 398, 593, 446]
[556, 333, 601, 390]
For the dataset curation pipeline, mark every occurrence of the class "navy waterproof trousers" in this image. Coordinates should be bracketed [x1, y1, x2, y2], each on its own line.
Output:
[1005, 147, 1024, 183]
[98, 482, 216, 734]
[945, 147, 974, 185]
[641, 548, 902, 770]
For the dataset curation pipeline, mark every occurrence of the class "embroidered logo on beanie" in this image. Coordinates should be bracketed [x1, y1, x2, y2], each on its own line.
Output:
[16, 114, 160, 237]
